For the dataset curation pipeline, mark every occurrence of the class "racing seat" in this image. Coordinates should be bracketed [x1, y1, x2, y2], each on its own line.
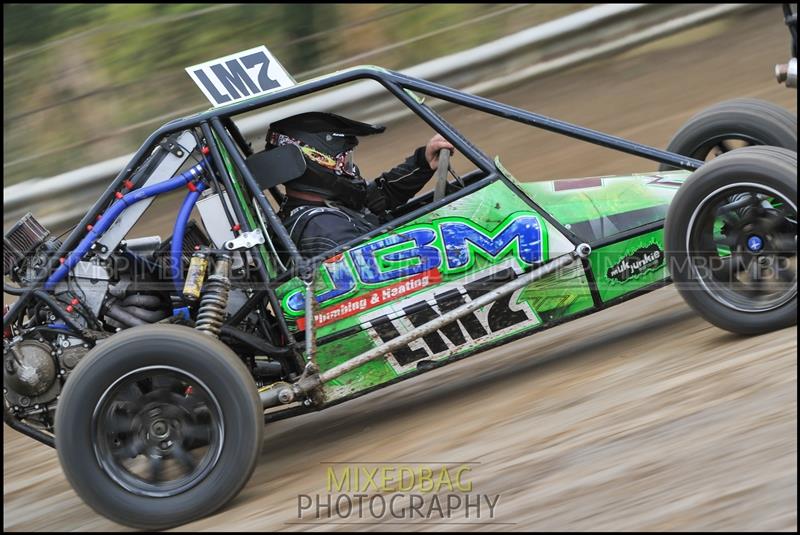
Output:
[245, 144, 307, 193]
[244, 144, 308, 266]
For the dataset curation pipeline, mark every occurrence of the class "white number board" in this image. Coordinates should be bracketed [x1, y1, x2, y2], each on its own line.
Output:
[186, 45, 295, 107]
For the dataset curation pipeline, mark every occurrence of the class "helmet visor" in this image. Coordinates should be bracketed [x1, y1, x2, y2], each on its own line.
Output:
[271, 132, 357, 177]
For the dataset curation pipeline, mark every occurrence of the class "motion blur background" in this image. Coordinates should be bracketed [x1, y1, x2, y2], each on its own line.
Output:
[3, 3, 585, 187]
[4, 3, 798, 532]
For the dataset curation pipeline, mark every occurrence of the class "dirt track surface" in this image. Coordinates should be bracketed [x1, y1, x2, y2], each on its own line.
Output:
[4, 7, 797, 531]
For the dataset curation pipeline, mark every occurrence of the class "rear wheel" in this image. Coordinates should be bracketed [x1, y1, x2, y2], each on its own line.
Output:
[665, 146, 797, 334]
[55, 324, 263, 530]
[660, 98, 796, 170]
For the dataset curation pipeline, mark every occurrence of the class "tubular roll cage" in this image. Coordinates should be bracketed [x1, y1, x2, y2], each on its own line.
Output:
[4, 66, 705, 445]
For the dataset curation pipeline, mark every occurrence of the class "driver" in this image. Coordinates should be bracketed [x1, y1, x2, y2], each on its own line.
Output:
[266, 112, 454, 258]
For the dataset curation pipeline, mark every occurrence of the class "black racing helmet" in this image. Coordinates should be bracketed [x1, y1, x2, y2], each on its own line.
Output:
[265, 112, 385, 209]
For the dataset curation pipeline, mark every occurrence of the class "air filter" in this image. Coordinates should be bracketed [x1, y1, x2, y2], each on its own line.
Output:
[4, 213, 50, 276]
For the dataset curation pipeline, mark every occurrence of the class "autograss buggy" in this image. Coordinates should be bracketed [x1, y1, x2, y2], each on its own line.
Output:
[3, 62, 797, 529]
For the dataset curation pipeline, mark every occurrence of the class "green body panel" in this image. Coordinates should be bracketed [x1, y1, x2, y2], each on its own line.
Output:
[273, 169, 690, 403]
[589, 228, 668, 302]
[518, 171, 688, 241]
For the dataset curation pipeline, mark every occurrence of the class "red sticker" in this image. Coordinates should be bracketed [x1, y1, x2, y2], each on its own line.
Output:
[296, 269, 442, 330]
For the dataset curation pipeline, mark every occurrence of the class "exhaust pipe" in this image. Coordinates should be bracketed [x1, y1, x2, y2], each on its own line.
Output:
[775, 57, 797, 88]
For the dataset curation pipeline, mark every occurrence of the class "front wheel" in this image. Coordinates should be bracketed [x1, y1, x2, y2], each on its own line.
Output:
[55, 324, 264, 530]
[660, 98, 797, 170]
[665, 146, 797, 334]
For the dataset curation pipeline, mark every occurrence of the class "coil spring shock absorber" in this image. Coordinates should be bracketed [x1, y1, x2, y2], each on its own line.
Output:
[195, 254, 231, 337]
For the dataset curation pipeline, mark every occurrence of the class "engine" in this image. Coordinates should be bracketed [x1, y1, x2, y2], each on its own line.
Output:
[2, 213, 251, 429]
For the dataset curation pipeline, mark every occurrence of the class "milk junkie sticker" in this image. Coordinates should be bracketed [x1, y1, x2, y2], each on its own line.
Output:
[606, 243, 664, 283]
[186, 45, 295, 107]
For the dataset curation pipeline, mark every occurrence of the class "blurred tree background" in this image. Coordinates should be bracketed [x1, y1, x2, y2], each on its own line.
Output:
[3, 3, 587, 186]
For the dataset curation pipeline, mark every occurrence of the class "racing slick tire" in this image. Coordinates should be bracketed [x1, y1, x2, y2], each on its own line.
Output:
[54, 324, 264, 530]
[660, 98, 797, 170]
[665, 146, 797, 334]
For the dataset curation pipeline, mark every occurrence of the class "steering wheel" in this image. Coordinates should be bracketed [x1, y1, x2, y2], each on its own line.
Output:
[432, 148, 451, 203]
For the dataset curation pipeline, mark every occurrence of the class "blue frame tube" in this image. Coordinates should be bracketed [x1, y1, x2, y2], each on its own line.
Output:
[45, 161, 208, 290]
[170, 182, 207, 294]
